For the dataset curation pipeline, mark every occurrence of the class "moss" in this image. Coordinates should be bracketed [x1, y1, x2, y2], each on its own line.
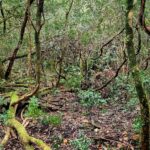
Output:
[1, 86, 52, 150]
[8, 118, 51, 150]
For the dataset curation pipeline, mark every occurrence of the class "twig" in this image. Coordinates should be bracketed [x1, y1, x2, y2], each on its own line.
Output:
[96, 58, 127, 91]
[93, 28, 125, 60]
[90, 135, 134, 150]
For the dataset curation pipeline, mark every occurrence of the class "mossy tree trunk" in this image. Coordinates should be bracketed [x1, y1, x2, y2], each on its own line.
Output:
[126, 0, 150, 149]
[34, 0, 44, 84]
[0, 61, 4, 79]
[0, 0, 6, 34]
[27, 15, 34, 77]
[5, 0, 34, 80]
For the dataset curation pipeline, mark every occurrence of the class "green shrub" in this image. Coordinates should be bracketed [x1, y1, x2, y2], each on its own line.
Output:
[0, 96, 7, 106]
[127, 97, 139, 108]
[133, 117, 143, 133]
[0, 144, 4, 150]
[140, 70, 150, 94]
[41, 115, 62, 126]
[70, 133, 91, 150]
[78, 89, 106, 107]
[25, 96, 44, 118]
[50, 88, 60, 96]
[60, 66, 82, 90]
[0, 109, 14, 125]
[61, 74, 82, 90]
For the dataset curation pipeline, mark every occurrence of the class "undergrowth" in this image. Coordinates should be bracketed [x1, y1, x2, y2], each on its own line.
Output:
[78, 89, 106, 107]
[70, 132, 91, 150]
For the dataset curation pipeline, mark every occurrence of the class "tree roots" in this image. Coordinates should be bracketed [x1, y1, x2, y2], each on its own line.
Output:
[0, 85, 52, 150]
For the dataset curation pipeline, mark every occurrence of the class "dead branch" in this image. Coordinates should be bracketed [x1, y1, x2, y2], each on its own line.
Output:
[138, 0, 150, 35]
[65, 0, 74, 27]
[96, 58, 127, 91]
[143, 56, 150, 70]
[135, 26, 142, 55]
[93, 28, 125, 60]
[2, 51, 36, 63]
[11, 84, 39, 106]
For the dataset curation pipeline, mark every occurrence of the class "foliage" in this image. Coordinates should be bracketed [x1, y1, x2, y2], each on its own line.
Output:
[61, 66, 83, 90]
[111, 75, 129, 98]
[132, 116, 143, 133]
[64, 75, 82, 90]
[70, 133, 91, 150]
[0, 108, 14, 125]
[50, 88, 60, 96]
[0, 0, 150, 149]
[25, 96, 44, 118]
[25, 96, 61, 126]
[140, 70, 150, 95]
[127, 97, 139, 109]
[0, 144, 4, 150]
[112, 75, 140, 110]
[78, 89, 106, 107]
[0, 96, 6, 106]
[41, 115, 62, 126]
[51, 135, 63, 150]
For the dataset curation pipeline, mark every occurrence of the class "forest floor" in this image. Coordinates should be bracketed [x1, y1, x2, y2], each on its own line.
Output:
[0, 86, 140, 150]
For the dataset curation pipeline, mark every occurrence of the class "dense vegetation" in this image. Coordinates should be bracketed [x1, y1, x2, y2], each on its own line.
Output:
[0, 0, 150, 149]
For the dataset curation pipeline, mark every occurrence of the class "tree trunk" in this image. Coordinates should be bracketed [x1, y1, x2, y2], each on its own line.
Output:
[5, 0, 34, 80]
[0, 0, 6, 34]
[34, 0, 44, 84]
[126, 0, 150, 149]
[0, 61, 4, 79]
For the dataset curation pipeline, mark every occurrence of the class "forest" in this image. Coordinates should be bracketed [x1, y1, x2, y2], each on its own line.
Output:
[0, 0, 150, 149]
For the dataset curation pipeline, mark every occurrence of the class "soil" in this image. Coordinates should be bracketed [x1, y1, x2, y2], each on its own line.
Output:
[0, 89, 140, 150]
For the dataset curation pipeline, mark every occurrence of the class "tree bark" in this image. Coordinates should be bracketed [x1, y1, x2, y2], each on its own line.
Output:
[4, 0, 34, 80]
[126, 0, 150, 149]
[0, 60, 4, 79]
[0, 0, 6, 34]
[34, 0, 44, 84]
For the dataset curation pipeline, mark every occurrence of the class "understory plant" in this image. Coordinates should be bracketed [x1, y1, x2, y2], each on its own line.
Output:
[70, 132, 91, 150]
[78, 89, 106, 107]
[61, 66, 83, 90]
[25, 96, 62, 126]
[41, 115, 62, 126]
[25, 96, 44, 118]
[132, 116, 143, 133]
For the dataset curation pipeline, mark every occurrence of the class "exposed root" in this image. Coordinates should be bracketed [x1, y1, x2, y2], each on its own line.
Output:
[22, 118, 31, 127]
[1, 84, 52, 150]
[11, 84, 39, 106]
[1, 127, 11, 147]
[7, 118, 51, 150]
[21, 107, 26, 121]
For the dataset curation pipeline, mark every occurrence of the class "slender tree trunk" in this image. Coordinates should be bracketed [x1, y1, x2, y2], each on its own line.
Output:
[5, 0, 34, 80]
[0, 61, 4, 79]
[34, 0, 44, 84]
[27, 26, 33, 76]
[0, 0, 6, 34]
[126, 0, 150, 149]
